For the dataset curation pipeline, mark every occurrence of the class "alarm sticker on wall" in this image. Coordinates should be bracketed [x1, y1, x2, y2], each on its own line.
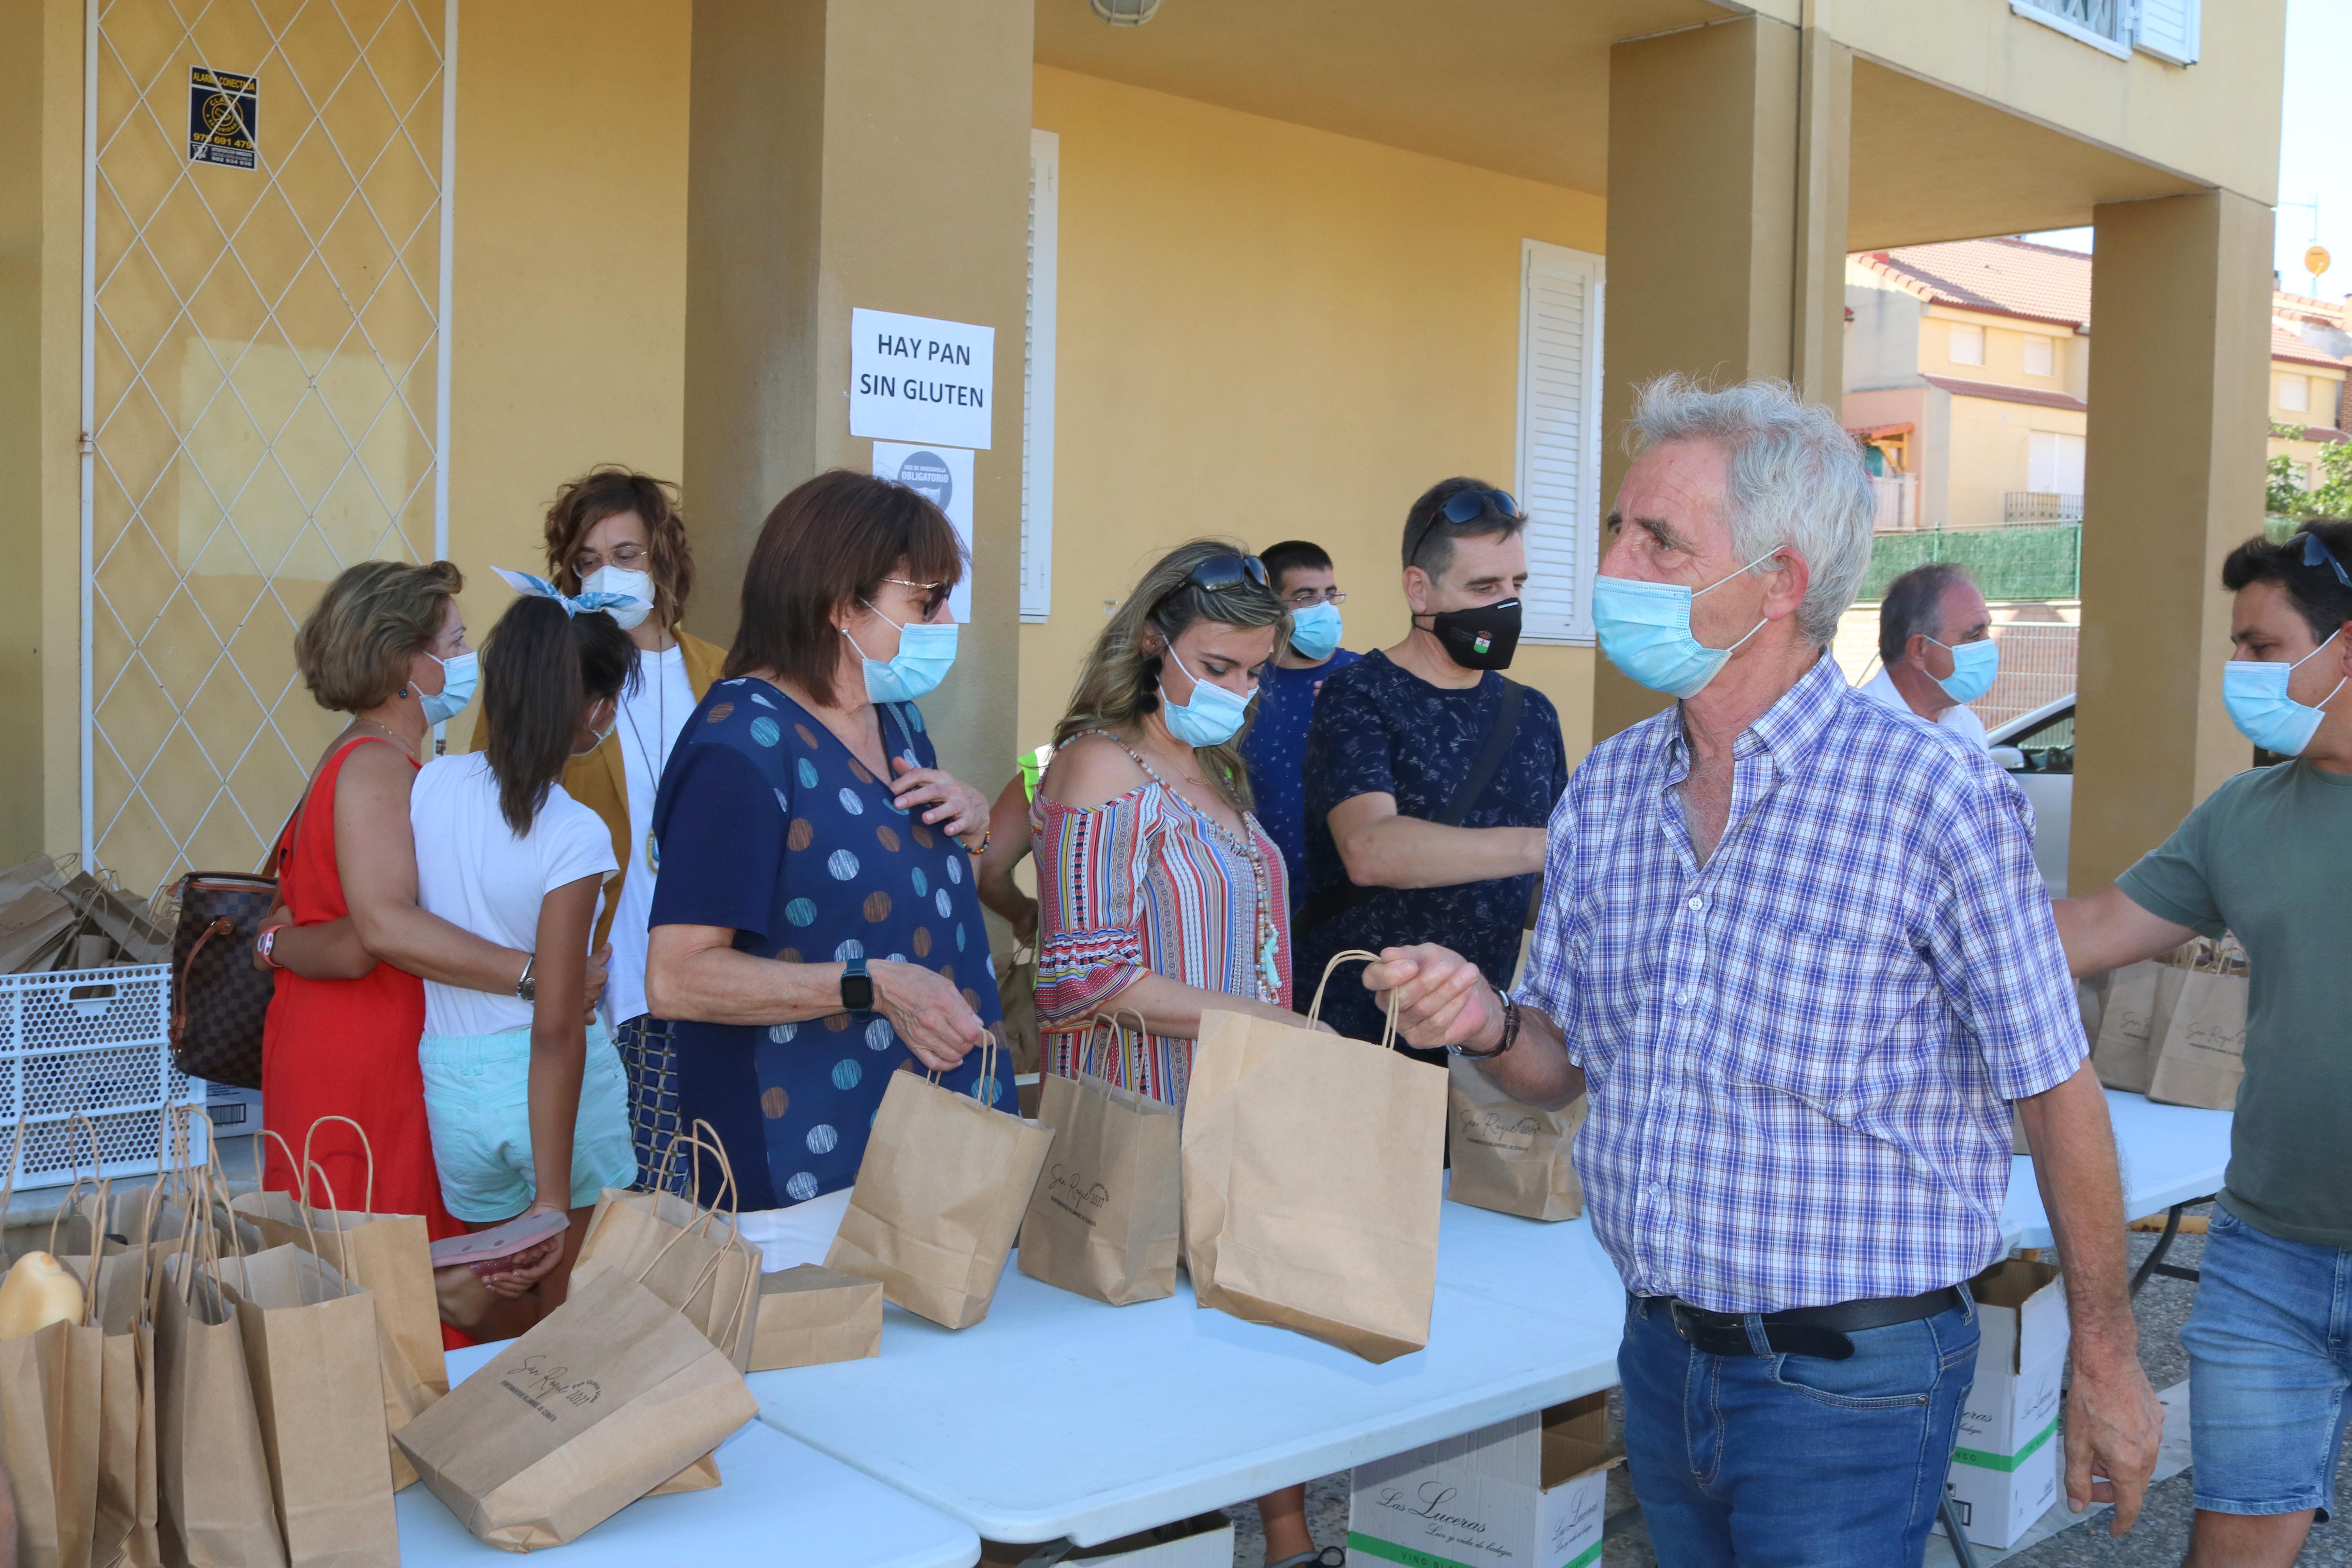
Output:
[189, 67, 259, 169]
[872, 442, 975, 623]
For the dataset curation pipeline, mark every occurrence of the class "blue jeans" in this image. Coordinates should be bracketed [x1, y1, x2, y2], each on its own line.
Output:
[2181, 1204, 2352, 1520]
[1619, 1290, 1980, 1568]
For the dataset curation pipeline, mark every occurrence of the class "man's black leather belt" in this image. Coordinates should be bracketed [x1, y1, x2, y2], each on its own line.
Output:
[1655, 1285, 1967, 1362]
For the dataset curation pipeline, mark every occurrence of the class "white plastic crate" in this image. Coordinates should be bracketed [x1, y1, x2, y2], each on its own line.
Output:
[0, 964, 207, 1190]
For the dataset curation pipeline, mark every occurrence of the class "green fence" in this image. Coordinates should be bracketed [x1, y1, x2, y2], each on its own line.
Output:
[1858, 524, 2082, 603]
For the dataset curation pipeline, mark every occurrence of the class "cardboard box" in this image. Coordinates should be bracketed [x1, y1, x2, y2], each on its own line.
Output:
[747, 1263, 883, 1371]
[981, 1512, 1231, 1566]
[1349, 1393, 1619, 1568]
[1944, 1258, 2069, 1549]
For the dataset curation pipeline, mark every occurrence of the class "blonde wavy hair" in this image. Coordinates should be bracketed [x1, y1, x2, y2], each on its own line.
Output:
[1052, 539, 1289, 810]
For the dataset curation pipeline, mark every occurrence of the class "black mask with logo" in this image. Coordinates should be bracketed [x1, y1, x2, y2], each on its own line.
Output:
[1419, 598, 1522, 671]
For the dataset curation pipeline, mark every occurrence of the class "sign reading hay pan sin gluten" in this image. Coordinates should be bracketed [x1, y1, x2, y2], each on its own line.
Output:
[851, 308, 995, 450]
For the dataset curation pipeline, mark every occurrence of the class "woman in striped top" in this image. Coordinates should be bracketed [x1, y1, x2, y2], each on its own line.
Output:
[1031, 539, 1337, 1568]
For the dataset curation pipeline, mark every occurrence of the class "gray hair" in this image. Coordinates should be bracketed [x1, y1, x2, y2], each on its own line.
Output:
[1626, 375, 1877, 644]
[1877, 561, 1976, 667]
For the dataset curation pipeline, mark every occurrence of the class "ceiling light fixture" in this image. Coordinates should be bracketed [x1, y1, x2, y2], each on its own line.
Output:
[1089, 0, 1162, 25]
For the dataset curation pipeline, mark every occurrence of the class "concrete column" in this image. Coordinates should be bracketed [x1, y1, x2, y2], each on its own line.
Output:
[2071, 191, 2274, 891]
[682, 0, 1031, 792]
[1593, 15, 1852, 742]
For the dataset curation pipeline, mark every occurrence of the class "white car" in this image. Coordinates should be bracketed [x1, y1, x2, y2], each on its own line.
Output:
[1987, 696, 2074, 896]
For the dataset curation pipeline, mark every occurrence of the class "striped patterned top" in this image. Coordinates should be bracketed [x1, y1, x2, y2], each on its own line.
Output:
[1032, 741, 1292, 1111]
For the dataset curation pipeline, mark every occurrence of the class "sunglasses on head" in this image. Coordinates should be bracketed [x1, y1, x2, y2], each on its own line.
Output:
[1409, 489, 1522, 567]
[1154, 552, 1270, 613]
[2302, 530, 2352, 590]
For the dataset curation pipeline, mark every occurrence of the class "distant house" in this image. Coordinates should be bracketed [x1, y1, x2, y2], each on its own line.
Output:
[1844, 238, 2349, 532]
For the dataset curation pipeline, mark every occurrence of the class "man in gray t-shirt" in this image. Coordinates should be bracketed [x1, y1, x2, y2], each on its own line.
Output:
[2057, 521, 2352, 1568]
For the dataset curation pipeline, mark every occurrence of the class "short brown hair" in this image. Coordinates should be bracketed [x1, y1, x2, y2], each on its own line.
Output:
[724, 470, 965, 706]
[294, 560, 464, 713]
[542, 466, 695, 630]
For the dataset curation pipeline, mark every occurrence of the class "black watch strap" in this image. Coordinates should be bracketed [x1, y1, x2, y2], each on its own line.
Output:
[840, 954, 874, 1013]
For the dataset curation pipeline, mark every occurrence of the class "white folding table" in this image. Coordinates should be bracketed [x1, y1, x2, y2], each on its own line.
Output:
[748, 1196, 1629, 1550]
[2000, 1088, 2233, 1277]
[396, 1341, 981, 1568]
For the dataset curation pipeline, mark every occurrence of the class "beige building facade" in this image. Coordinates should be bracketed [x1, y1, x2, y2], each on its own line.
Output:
[0, 0, 2292, 912]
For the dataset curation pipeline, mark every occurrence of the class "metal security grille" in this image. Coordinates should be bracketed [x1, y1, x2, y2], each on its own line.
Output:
[81, 0, 454, 897]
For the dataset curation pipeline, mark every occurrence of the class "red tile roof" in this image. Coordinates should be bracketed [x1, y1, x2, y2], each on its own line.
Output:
[1921, 374, 2087, 413]
[1859, 238, 2092, 330]
[2271, 321, 2350, 370]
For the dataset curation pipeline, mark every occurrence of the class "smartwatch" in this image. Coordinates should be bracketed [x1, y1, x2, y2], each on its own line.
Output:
[514, 953, 537, 1004]
[840, 954, 874, 1013]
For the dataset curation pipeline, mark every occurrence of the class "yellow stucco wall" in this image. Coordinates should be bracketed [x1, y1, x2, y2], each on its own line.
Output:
[2269, 363, 2346, 429]
[1919, 305, 2078, 394]
[440, 0, 692, 750]
[1944, 394, 2087, 530]
[1023, 65, 1600, 765]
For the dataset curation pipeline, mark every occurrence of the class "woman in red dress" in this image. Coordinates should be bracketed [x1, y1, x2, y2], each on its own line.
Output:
[260, 561, 592, 1332]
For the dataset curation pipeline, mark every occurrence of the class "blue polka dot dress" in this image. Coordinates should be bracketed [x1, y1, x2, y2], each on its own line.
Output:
[646, 679, 1009, 1210]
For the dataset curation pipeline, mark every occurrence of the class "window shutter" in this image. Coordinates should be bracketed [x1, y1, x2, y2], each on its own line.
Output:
[1021, 130, 1060, 622]
[2134, 0, 2199, 64]
[1515, 240, 1604, 646]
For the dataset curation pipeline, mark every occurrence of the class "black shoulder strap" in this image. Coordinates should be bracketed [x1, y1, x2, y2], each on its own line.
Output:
[1296, 677, 1526, 934]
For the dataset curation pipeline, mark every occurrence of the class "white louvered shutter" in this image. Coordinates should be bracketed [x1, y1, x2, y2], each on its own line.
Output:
[2134, 0, 2200, 64]
[1021, 130, 1061, 622]
[1515, 240, 1605, 646]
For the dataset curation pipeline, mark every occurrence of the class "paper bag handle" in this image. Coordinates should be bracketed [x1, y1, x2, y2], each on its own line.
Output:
[1303, 950, 1403, 1052]
[927, 1030, 1004, 1105]
[1081, 1008, 1150, 1086]
[301, 1160, 358, 1296]
[299, 1114, 376, 1214]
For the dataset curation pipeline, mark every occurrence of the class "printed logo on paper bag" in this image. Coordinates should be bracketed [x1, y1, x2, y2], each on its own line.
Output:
[1458, 1109, 1541, 1157]
[1045, 1163, 1111, 1228]
[188, 68, 258, 168]
[498, 1354, 602, 1424]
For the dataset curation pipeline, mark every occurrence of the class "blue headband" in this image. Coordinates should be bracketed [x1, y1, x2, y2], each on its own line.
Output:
[493, 566, 646, 618]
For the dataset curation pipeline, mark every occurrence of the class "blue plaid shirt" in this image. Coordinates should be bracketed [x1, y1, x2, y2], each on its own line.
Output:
[1517, 654, 2083, 1314]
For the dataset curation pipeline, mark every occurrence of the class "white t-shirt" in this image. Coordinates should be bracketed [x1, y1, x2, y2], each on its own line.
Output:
[606, 644, 696, 1026]
[1858, 666, 1991, 748]
[411, 753, 618, 1038]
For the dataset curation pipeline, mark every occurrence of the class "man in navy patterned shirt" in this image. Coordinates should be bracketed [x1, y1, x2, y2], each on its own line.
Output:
[1367, 379, 2160, 1566]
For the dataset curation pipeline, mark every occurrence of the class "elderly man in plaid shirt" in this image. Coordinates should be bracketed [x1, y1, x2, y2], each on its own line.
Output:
[1368, 377, 2161, 1566]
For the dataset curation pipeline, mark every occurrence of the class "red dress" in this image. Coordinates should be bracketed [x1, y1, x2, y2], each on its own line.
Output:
[260, 736, 459, 1243]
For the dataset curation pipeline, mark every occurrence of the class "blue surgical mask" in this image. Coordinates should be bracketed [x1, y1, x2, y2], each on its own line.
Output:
[1288, 601, 1344, 661]
[847, 605, 958, 704]
[1927, 636, 2000, 704]
[419, 650, 477, 725]
[2223, 630, 2345, 757]
[1159, 646, 1254, 747]
[1591, 552, 1779, 699]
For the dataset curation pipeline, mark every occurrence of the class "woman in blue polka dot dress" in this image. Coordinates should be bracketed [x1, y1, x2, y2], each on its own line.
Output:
[642, 472, 1005, 1213]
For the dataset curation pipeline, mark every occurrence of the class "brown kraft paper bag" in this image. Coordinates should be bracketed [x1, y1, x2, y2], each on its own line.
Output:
[997, 940, 1042, 1078]
[2089, 951, 2189, 1093]
[2146, 938, 2249, 1112]
[576, 1120, 761, 1372]
[1181, 953, 1448, 1364]
[63, 1183, 163, 1568]
[748, 1266, 883, 1371]
[1445, 1055, 1588, 1221]
[826, 1036, 1054, 1329]
[155, 1247, 287, 1566]
[393, 1260, 757, 1552]
[0, 1118, 104, 1568]
[1016, 1010, 1182, 1306]
[212, 1175, 396, 1568]
[229, 1120, 446, 1492]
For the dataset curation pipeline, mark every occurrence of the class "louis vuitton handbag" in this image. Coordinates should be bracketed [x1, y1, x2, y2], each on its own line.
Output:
[168, 796, 305, 1089]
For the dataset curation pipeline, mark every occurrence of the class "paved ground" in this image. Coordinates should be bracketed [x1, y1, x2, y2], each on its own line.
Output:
[1229, 1206, 2352, 1567]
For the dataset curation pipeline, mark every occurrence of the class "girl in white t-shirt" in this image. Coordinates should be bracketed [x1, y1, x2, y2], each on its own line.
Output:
[411, 586, 639, 1307]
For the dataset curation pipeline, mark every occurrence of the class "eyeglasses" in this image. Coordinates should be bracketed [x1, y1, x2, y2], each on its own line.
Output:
[1285, 587, 1347, 607]
[882, 575, 953, 618]
[1408, 489, 1523, 567]
[2302, 530, 2352, 589]
[571, 540, 649, 577]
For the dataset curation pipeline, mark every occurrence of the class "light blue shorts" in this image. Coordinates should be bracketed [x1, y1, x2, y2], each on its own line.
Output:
[2181, 1203, 2352, 1519]
[419, 1017, 638, 1223]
